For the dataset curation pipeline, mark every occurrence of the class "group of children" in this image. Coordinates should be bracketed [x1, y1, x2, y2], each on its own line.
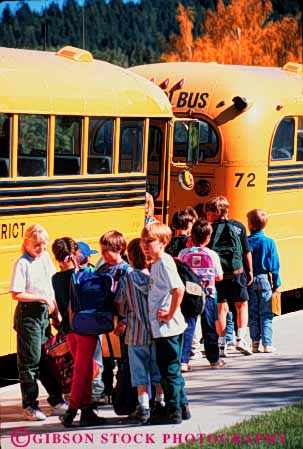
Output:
[9, 194, 281, 427]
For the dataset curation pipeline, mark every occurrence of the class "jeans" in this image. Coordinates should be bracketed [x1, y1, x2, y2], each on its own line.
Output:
[201, 295, 219, 364]
[248, 275, 273, 346]
[155, 334, 188, 412]
[226, 311, 234, 344]
[14, 302, 64, 409]
[128, 341, 161, 386]
[91, 335, 104, 400]
[181, 317, 196, 364]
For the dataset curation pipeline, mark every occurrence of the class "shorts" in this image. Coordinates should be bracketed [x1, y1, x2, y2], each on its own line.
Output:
[128, 341, 161, 387]
[216, 272, 249, 303]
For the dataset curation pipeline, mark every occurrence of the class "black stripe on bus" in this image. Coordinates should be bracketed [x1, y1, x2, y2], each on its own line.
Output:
[0, 182, 146, 198]
[268, 171, 303, 178]
[0, 191, 145, 207]
[0, 175, 146, 189]
[268, 164, 303, 171]
[267, 177, 303, 185]
[267, 184, 303, 191]
[0, 199, 145, 216]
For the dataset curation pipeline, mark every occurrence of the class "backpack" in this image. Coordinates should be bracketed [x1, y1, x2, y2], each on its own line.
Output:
[181, 248, 215, 289]
[70, 267, 115, 335]
[110, 335, 138, 416]
[211, 221, 243, 275]
[166, 235, 189, 257]
[174, 259, 206, 318]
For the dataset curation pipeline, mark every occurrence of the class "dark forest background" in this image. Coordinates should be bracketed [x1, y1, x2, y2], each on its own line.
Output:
[0, 0, 301, 66]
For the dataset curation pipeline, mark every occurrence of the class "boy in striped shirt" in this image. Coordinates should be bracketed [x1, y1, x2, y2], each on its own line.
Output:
[115, 238, 164, 425]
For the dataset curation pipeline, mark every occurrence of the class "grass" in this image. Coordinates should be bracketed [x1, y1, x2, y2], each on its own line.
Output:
[168, 401, 303, 449]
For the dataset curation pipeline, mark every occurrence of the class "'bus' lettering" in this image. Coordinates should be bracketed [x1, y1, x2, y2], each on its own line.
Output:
[1, 222, 26, 240]
[175, 91, 209, 109]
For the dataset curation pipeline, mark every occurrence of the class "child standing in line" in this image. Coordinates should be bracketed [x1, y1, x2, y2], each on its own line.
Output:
[10, 224, 66, 421]
[97, 230, 131, 398]
[141, 222, 190, 425]
[178, 219, 224, 370]
[115, 238, 165, 424]
[247, 209, 281, 353]
[77, 241, 105, 406]
[52, 237, 106, 428]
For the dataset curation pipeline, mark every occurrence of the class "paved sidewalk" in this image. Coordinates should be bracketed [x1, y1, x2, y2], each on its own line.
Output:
[0, 311, 302, 449]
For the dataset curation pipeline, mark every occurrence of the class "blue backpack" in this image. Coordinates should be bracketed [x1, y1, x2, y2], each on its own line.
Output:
[70, 267, 115, 335]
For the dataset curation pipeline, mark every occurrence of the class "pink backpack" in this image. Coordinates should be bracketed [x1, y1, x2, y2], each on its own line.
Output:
[181, 248, 215, 290]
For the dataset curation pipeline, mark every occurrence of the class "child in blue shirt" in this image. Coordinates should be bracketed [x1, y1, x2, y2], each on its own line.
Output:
[247, 209, 281, 353]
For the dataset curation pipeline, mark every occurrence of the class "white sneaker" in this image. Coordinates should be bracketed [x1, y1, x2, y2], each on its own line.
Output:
[236, 339, 253, 355]
[263, 345, 276, 353]
[52, 401, 69, 416]
[23, 406, 47, 421]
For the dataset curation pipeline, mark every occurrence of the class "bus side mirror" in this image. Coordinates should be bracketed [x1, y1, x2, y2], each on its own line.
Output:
[187, 120, 200, 165]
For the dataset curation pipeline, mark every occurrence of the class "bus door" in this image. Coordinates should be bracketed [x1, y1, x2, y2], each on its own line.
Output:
[147, 118, 199, 223]
[147, 119, 171, 223]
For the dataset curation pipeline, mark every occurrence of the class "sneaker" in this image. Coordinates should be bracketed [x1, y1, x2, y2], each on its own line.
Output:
[52, 401, 69, 416]
[180, 363, 191, 372]
[128, 405, 151, 424]
[23, 406, 47, 421]
[62, 408, 78, 427]
[150, 408, 182, 425]
[79, 407, 107, 427]
[189, 352, 203, 360]
[252, 341, 261, 353]
[181, 404, 191, 420]
[210, 359, 226, 369]
[219, 344, 227, 357]
[236, 339, 253, 355]
[263, 345, 275, 353]
[151, 402, 166, 420]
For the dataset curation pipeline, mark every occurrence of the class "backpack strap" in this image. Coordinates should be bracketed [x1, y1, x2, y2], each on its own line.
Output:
[211, 221, 226, 249]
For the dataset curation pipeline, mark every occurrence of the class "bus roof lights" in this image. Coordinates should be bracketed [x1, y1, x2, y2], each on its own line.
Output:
[56, 46, 93, 63]
[276, 104, 284, 111]
[159, 78, 170, 90]
[169, 78, 185, 92]
[282, 62, 303, 76]
[232, 96, 248, 112]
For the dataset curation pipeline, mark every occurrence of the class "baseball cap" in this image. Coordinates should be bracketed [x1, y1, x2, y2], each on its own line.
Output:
[77, 241, 98, 259]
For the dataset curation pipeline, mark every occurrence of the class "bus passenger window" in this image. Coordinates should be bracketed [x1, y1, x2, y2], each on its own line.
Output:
[119, 119, 144, 173]
[88, 118, 114, 174]
[0, 114, 11, 177]
[271, 117, 295, 161]
[17, 115, 47, 177]
[147, 126, 163, 198]
[296, 117, 303, 161]
[54, 116, 82, 175]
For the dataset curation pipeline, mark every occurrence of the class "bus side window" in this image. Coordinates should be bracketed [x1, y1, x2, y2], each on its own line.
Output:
[54, 116, 82, 176]
[17, 114, 48, 177]
[0, 114, 11, 177]
[296, 117, 303, 161]
[271, 117, 295, 161]
[88, 118, 114, 174]
[119, 119, 144, 173]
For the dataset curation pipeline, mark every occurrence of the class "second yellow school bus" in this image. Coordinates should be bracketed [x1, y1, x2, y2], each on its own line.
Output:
[131, 61, 303, 294]
[0, 46, 174, 358]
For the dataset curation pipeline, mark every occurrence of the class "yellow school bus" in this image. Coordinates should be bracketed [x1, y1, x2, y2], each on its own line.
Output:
[131, 62, 303, 294]
[0, 46, 175, 358]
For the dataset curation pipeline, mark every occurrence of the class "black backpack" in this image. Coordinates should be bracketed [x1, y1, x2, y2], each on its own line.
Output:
[174, 259, 206, 318]
[211, 221, 243, 275]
